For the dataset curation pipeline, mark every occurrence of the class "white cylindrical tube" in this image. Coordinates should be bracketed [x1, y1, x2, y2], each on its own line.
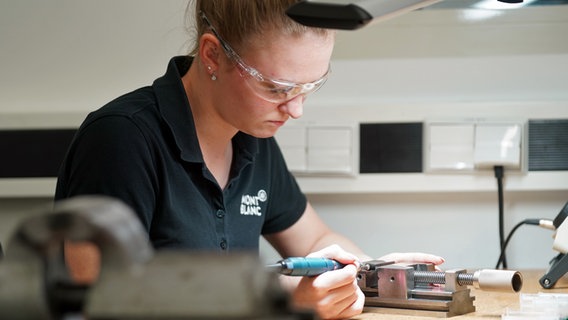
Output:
[473, 269, 523, 292]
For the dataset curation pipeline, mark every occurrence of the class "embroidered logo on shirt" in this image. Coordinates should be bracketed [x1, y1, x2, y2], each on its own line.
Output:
[240, 189, 267, 216]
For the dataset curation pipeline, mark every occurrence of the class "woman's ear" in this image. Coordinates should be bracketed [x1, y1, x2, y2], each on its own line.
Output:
[199, 33, 221, 71]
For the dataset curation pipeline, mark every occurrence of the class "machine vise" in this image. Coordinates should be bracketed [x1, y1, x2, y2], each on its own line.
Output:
[357, 260, 523, 317]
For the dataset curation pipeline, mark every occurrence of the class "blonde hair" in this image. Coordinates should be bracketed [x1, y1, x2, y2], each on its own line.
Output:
[187, 0, 331, 56]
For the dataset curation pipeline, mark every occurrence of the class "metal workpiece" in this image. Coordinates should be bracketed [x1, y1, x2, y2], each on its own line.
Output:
[0, 196, 314, 320]
[357, 261, 524, 317]
[470, 269, 523, 292]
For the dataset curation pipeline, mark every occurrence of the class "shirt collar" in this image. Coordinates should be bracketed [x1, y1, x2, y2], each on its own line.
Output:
[152, 56, 258, 163]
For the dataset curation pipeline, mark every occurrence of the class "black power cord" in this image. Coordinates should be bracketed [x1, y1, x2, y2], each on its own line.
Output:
[494, 165, 507, 269]
[495, 218, 545, 269]
[492, 168, 564, 269]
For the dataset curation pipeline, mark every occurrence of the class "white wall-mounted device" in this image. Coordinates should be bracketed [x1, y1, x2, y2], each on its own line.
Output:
[425, 120, 527, 173]
[275, 122, 359, 176]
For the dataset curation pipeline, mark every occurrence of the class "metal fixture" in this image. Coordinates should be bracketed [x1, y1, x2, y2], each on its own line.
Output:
[358, 260, 523, 317]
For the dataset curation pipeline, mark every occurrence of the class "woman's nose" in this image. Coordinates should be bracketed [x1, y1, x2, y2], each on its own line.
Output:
[279, 95, 305, 119]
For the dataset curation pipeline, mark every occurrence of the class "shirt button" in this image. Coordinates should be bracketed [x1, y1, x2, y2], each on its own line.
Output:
[216, 209, 225, 219]
[220, 239, 227, 250]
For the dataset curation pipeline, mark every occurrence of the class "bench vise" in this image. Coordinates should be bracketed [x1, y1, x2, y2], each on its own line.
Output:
[357, 260, 523, 317]
[0, 196, 313, 320]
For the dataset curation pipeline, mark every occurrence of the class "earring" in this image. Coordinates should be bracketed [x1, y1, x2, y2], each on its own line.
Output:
[207, 66, 217, 81]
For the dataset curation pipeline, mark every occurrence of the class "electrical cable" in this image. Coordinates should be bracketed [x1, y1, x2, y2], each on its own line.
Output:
[495, 218, 554, 269]
[495, 219, 541, 269]
[494, 165, 506, 269]
[492, 167, 559, 269]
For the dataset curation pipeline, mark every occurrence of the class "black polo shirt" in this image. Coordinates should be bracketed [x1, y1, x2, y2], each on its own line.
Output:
[55, 56, 307, 252]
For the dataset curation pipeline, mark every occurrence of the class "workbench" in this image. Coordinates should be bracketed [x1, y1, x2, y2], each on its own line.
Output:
[354, 270, 568, 319]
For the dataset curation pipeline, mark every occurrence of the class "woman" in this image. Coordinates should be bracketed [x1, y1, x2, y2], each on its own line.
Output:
[56, 1, 444, 318]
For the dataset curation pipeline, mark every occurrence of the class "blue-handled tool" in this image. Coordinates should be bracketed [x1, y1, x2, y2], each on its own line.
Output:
[267, 257, 346, 276]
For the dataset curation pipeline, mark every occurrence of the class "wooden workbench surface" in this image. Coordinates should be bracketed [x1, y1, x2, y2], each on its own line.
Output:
[353, 270, 568, 319]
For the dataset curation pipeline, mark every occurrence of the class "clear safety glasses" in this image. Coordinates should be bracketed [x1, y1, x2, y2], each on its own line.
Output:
[200, 11, 330, 103]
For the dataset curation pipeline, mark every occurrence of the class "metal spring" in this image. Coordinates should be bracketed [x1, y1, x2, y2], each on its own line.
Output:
[413, 271, 475, 286]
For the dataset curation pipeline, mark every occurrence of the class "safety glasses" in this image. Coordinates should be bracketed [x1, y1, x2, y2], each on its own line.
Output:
[200, 11, 330, 103]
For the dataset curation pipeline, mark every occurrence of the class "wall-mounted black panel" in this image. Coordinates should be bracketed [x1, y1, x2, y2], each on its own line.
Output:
[0, 129, 76, 178]
[359, 123, 423, 173]
[528, 119, 568, 171]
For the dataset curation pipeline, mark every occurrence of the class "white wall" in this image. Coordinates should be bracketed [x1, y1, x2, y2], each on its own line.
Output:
[1, 1, 567, 270]
[0, 0, 190, 113]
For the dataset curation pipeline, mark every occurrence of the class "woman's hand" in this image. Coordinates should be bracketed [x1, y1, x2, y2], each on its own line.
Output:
[290, 245, 365, 319]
